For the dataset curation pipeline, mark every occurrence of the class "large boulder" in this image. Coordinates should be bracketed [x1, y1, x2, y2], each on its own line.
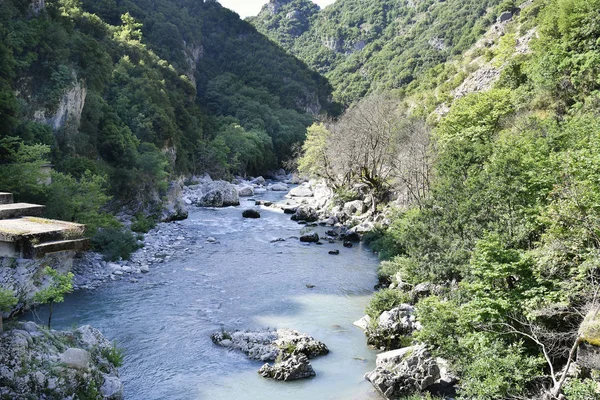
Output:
[343, 200, 367, 216]
[199, 181, 240, 207]
[268, 183, 289, 191]
[291, 205, 318, 222]
[237, 185, 255, 197]
[251, 176, 266, 186]
[211, 328, 328, 362]
[258, 353, 316, 381]
[160, 180, 188, 222]
[365, 345, 440, 399]
[289, 185, 314, 197]
[366, 304, 419, 350]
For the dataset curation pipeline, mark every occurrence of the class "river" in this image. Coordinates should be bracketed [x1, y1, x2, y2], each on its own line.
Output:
[26, 189, 381, 400]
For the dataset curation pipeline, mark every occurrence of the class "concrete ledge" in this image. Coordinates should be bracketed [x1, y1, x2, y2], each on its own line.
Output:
[33, 238, 89, 258]
[0, 203, 45, 219]
[0, 193, 13, 204]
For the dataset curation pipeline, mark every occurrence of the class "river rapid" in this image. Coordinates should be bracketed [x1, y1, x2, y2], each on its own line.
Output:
[26, 189, 381, 400]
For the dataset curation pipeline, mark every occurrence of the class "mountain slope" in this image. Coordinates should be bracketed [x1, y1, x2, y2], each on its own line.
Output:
[0, 0, 333, 207]
[250, 0, 511, 104]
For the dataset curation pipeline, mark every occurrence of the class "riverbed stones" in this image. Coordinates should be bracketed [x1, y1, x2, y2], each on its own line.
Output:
[329, 250, 340, 255]
[258, 353, 316, 381]
[242, 209, 261, 218]
[300, 232, 319, 243]
[365, 345, 440, 399]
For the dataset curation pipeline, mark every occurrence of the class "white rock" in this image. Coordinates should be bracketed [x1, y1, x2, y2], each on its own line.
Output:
[60, 348, 90, 370]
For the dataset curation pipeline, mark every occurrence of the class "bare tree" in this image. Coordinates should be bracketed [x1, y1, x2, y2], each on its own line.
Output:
[299, 94, 434, 210]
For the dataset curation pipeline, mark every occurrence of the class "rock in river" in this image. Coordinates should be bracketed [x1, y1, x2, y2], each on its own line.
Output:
[211, 328, 329, 362]
[242, 209, 261, 219]
[300, 232, 320, 243]
[259, 353, 316, 381]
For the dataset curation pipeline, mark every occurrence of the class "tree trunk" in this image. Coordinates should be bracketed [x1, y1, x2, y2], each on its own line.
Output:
[551, 336, 583, 397]
[48, 301, 53, 330]
[0, 317, 3, 333]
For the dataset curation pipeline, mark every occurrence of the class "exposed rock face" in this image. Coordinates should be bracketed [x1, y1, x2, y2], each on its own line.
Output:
[160, 180, 188, 222]
[366, 304, 420, 350]
[211, 328, 329, 362]
[29, 0, 45, 15]
[52, 79, 87, 131]
[498, 11, 513, 23]
[453, 66, 501, 99]
[258, 353, 316, 381]
[183, 181, 240, 207]
[0, 252, 75, 315]
[365, 345, 440, 399]
[0, 322, 122, 399]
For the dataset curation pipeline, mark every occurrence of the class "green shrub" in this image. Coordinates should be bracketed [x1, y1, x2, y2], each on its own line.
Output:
[104, 341, 125, 368]
[563, 378, 600, 400]
[366, 288, 410, 320]
[130, 213, 157, 233]
[378, 257, 420, 283]
[91, 228, 140, 261]
[458, 335, 544, 400]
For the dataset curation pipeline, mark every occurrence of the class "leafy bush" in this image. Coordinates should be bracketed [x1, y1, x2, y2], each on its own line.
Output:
[130, 213, 156, 233]
[91, 228, 140, 261]
[458, 335, 543, 400]
[104, 341, 125, 368]
[563, 378, 600, 400]
[365, 288, 410, 320]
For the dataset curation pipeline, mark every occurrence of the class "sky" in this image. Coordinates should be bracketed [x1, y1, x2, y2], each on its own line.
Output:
[218, 0, 336, 19]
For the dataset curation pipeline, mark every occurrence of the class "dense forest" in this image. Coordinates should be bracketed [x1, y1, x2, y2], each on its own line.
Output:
[294, 0, 600, 397]
[0, 0, 333, 258]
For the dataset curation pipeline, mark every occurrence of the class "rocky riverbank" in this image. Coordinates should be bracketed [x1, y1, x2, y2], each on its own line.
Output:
[0, 321, 123, 399]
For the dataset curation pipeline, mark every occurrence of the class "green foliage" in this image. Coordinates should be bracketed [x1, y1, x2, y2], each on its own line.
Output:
[251, 0, 504, 104]
[458, 334, 543, 400]
[33, 267, 74, 306]
[130, 213, 156, 233]
[46, 171, 119, 235]
[0, 289, 18, 313]
[103, 341, 124, 368]
[563, 378, 600, 400]
[365, 288, 410, 320]
[0, 0, 330, 210]
[33, 267, 74, 329]
[91, 228, 140, 261]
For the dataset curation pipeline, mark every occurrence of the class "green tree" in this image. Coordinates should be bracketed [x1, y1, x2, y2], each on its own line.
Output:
[33, 267, 74, 329]
[0, 288, 18, 332]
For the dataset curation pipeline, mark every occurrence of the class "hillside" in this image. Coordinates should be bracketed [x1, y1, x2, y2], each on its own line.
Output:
[294, 0, 600, 397]
[0, 0, 332, 204]
[250, 0, 510, 104]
